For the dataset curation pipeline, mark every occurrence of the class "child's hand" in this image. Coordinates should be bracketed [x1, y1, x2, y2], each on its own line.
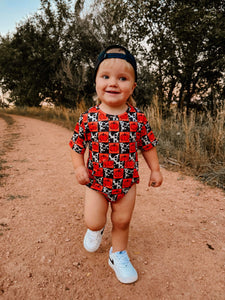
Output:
[75, 165, 90, 185]
[148, 170, 163, 187]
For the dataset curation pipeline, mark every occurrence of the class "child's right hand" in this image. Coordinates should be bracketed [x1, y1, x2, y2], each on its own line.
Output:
[75, 165, 90, 185]
[148, 170, 163, 188]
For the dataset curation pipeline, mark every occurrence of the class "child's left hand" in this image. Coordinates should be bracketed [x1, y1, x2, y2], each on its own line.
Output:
[148, 170, 163, 187]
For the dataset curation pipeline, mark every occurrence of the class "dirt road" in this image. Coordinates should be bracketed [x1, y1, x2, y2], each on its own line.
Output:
[0, 115, 224, 299]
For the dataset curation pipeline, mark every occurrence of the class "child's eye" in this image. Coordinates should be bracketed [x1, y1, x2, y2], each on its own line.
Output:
[102, 75, 109, 79]
[119, 77, 127, 81]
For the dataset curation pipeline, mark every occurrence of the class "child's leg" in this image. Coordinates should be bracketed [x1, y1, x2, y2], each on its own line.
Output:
[84, 187, 109, 231]
[110, 184, 136, 252]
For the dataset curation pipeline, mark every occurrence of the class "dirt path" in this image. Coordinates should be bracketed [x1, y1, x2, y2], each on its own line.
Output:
[0, 114, 224, 300]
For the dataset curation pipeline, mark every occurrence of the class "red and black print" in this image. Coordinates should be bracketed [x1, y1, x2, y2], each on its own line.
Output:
[69, 105, 158, 202]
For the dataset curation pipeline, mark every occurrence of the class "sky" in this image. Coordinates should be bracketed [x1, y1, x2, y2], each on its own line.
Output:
[0, 0, 93, 36]
[0, 0, 42, 36]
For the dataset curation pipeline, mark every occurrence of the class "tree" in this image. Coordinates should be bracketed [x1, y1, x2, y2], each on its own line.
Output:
[88, 0, 157, 108]
[123, 0, 225, 114]
[33, 0, 102, 108]
[0, 19, 57, 106]
[0, 0, 100, 107]
[169, 1, 225, 115]
[0, 0, 224, 113]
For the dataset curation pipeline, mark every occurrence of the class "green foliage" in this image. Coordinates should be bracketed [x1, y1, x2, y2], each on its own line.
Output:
[0, 0, 224, 113]
[124, 0, 225, 115]
[0, 17, 62, 106]
[0, 0, 100, 108]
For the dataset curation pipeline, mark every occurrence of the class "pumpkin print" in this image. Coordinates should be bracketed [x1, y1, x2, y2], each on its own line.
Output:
[109, 121, 119, 131]
[69, 105, 158, 202]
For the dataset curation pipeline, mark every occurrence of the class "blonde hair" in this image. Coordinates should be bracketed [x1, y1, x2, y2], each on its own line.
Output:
[94, 47, 136, 107]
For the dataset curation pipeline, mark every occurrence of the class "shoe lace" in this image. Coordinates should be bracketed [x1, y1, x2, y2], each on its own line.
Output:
[89, 231, 99, 241]
[88, 230, 103, 243]
[117, 251, 130, 267]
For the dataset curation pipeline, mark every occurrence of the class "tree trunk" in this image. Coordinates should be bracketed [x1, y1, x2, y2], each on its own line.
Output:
[178, 84, 184, 112]
[185, 81, 191, 116]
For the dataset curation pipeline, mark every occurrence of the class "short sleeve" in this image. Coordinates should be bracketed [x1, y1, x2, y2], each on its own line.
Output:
[137, 113, 158, 151]
[69, 114, 87, 154]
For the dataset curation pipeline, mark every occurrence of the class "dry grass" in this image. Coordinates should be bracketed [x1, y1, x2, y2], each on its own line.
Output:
[147, 104, 225, 190]
[0, 113, 17, 182]
[1, 106, 80, 130]
[1, 102, 225, 190]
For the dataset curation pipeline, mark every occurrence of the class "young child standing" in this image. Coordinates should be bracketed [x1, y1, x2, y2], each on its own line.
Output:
[69, 45, 163, 284]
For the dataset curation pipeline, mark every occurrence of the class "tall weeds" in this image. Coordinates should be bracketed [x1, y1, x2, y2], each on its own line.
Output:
[1, 106, 80, 130]
[1, 102, 225, 190]
[146, 103, 225, 190]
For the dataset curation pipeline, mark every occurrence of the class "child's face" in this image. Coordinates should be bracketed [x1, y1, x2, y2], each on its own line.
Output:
[95, 58, 137, 109]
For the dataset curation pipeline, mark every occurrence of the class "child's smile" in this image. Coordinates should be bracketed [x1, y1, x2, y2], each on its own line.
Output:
[106, 90, 119, 94]
[105, 90, 120, 95]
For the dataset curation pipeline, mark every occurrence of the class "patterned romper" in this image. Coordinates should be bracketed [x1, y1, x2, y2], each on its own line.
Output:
[69, 105, 158, 202]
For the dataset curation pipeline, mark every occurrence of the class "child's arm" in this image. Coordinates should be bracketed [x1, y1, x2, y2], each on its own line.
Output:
[70, 149, 90, 185]
[142, 147, 163, 187]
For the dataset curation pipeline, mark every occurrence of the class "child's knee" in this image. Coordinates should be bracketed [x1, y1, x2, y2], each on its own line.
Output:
[111, 214, 131, 230]
[86, 223, 104, 231]
[84, 216, 106, 231]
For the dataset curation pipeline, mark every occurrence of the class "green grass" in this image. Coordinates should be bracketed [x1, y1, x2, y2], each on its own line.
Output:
[1, 104, 225, 190]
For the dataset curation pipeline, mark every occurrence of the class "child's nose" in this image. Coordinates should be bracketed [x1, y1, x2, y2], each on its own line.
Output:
[108, 77, 117, 86]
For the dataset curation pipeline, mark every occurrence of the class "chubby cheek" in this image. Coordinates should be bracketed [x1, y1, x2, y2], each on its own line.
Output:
[95, 82, 105, 96]
[122, 86, 134, 97]
[96, 89, 104, 100]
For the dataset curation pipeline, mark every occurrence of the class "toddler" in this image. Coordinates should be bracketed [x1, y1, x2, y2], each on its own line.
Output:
[69, 45, 163, 284]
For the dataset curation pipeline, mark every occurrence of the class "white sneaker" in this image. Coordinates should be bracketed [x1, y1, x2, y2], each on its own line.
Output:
[83, 228, 104, 252]
[108, 247, 138, 284]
